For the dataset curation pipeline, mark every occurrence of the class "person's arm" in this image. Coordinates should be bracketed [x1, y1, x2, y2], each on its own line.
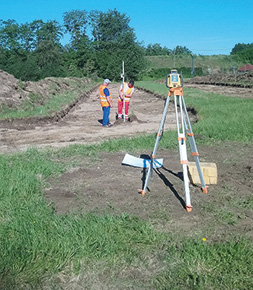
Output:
[119, 84, 124, 99]
[104, 87, 112, 107]
[125, 87, 134, 98]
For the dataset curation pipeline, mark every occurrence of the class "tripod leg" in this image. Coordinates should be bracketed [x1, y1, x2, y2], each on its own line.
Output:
[175, 95, 192, 212]
[182, 96, 208, 194]
[140, 95, 171, 195]
[181, 142, 192, 211]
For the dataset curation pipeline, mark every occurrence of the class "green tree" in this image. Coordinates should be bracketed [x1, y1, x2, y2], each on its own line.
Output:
[0, 9, 147, 80]
[145, 43, 172, 56]
[0, 19, 20, 50]
[63, 10, 88, 47]
[236, 48, 253, 63]
[63, 10, 94, 76]
[0, 18, 65, 80]
[173, 45, 192, 55]
[18, 20, 63, 52]
[94, 32, 146, 80]
[0, 20, 38, 79]
[30, 20, 65, 79]
[35, 41, 60, 67]
[8, 52, 40, 81]
[89, 9, 146, 80]
[36, 20, 63, 44]
[231, 43, 253, 55]
[19, 22, 36, 51]
[89, 9, 133, 44]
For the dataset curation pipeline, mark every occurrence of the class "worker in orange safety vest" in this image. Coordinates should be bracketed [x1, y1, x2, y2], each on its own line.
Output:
[117, 80, 135, 120]
[99, 79, 113, 127]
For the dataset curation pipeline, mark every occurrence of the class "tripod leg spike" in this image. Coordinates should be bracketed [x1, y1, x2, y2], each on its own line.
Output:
[186, 205, 192, 212]
[138, 189, 146, 196]
[202, 186, 208, 194]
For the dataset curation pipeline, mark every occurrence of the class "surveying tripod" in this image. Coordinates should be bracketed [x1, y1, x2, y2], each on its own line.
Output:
[140, 70, 208, 212]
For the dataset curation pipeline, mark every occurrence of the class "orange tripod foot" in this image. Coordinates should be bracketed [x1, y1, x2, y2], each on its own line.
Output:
[186, 205, 192, 212]
[202, 186, 208, 194]
[138, 189, 146, 196]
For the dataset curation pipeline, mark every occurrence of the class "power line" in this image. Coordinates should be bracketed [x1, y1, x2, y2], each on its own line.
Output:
[190, 48, 231, 52]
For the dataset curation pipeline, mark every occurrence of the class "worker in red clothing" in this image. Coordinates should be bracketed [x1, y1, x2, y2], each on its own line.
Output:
[99, 79, 113, 127]
[118, 80, 135, 120]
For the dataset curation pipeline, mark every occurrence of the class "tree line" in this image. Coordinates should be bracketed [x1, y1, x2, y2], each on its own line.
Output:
[230, 43, 253, 64]
[0, 9, 195, 81]
[0, 9, 252, 82]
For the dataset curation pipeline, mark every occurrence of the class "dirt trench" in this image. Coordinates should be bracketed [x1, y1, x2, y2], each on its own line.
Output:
[0, 84, 179, 154]
[0, 81, 252, 154]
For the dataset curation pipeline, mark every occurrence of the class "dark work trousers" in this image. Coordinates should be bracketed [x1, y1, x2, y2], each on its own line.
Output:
[102, 106, 110, 126]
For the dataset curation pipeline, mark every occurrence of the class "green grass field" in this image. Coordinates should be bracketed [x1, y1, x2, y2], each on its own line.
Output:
[0, 81, 252, 289]
[136, 81, 253, 143]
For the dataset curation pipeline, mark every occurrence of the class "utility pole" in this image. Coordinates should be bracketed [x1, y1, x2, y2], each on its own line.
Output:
[191, 54, 195, 78]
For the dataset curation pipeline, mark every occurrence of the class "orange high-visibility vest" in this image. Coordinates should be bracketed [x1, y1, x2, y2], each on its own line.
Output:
[119, 82, 134, 103]
[99, 85, 113, 107]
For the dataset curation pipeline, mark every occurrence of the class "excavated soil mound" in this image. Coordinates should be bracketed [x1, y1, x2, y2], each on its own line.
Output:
[0, 70, 29, 106]
[187, 73, 253, 88]
[0, 70, 92, 109]
[184, 73, 253, 98]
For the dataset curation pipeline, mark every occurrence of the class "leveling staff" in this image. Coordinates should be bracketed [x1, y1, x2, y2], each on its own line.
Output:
[99, 79, 113, 127]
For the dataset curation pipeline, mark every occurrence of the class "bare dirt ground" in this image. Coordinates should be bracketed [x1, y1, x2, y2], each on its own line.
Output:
[0, 72, 252, 241]
[0, 83, 179, 153]
[186, 83, 253, 98]
[45, 141, 253, 238]
[186, 72, 253, 98]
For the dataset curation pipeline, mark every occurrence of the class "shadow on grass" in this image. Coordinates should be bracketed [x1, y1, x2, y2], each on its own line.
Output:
[138, 153, 186, 210]
[154, 167, 186, 210]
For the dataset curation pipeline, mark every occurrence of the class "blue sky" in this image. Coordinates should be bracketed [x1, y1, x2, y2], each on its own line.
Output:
[0, 0, 252, 55]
